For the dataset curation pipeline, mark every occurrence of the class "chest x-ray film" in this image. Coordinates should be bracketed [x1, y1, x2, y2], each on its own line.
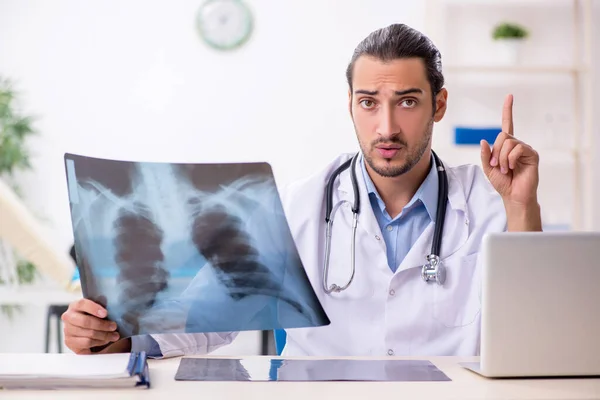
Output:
[63, 153, 329, 338]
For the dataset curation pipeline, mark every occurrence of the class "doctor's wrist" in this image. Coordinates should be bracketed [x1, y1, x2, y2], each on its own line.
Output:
[93, 338, 132, 354]
[504, 200, 542, 232]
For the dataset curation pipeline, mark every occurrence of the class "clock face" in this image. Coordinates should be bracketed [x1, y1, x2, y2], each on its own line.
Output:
[196, 0, 253, 50]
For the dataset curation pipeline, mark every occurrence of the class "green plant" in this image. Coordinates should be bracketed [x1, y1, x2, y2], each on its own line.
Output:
[492, 22, 529, 40]
[0, 77, 40, 318]
[0, 78, 36, 177]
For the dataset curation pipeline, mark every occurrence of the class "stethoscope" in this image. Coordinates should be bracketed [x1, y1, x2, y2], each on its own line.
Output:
[322, 150, 449, 294]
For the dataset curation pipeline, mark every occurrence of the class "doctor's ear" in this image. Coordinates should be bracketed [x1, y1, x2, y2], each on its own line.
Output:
[433, 88, 448, 122]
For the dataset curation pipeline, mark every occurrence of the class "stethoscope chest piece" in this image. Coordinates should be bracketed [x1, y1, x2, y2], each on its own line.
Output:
[421, 254, 446, 285]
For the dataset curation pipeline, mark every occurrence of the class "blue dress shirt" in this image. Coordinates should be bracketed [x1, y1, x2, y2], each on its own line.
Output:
[360, 154, 439, 273]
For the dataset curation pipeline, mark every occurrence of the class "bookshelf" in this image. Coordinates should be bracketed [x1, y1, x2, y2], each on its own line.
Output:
[424, 0, 594, 230]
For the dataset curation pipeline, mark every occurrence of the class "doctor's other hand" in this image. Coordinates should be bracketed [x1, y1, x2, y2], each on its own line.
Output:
[480, 94, 542, 231]
[61, 298, 130, 354]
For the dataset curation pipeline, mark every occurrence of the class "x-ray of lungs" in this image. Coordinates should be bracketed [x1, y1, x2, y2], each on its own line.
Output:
[63, 153, 330, 338]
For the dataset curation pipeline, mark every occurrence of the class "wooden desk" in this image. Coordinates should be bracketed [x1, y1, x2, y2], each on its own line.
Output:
[4, 355, 600, 399]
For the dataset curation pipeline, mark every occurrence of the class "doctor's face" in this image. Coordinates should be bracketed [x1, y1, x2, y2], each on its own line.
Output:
[349, 56, 447, 177]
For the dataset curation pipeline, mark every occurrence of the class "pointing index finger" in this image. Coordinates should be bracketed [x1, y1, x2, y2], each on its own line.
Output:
[502, 94, 514, 136]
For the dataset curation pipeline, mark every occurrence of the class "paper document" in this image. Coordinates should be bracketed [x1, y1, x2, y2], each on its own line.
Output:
[174, 357, 452, 382]
[0, 353, 130, 378]
[63, 153, 330, 338]
[0, 352, 150, 389]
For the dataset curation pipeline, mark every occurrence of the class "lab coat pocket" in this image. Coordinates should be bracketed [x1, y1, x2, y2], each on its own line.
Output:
[429, 252, 481, 329]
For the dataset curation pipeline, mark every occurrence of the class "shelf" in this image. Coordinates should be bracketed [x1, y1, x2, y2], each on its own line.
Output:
[426, 0, 594, 231]
[444, 65, 587, 74]
[0, 285, 81, 306]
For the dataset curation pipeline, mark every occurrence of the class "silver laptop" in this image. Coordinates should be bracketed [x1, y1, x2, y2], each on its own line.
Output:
[463, 232, 600, 378]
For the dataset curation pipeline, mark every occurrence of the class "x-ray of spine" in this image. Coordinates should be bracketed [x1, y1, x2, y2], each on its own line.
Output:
[65, 154, 329, 338]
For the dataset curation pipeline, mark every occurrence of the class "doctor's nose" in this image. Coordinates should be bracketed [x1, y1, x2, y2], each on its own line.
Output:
[375, 107, 401, 138]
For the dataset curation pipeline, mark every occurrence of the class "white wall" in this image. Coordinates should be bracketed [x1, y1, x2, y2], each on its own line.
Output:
[0, 0, 425, 353]
[0, 0, 425, 251]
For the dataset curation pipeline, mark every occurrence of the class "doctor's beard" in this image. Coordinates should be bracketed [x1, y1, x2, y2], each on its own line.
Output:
[358, 118, 434, 178]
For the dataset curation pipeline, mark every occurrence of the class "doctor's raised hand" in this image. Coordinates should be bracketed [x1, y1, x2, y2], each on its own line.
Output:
[480, 94, 543, 232]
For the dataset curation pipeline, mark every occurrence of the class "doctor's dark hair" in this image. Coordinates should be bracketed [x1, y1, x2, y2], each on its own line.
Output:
[345, 23, 444, 110]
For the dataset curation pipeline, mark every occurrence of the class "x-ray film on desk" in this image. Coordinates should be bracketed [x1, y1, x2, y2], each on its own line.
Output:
[174, 358, 451, 382]
[63, 153, 329, 338]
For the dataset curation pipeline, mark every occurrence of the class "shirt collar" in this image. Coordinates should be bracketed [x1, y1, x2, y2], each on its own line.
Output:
[359, 152, 439, 222]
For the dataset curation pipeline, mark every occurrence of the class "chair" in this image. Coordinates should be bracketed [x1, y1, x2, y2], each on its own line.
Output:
[45, 304, 69, 353]
[274, 329, 286, 355]
[260, 330, 270, 355]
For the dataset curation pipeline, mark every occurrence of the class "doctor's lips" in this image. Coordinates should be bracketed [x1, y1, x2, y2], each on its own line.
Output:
[375, 144, 402, 159]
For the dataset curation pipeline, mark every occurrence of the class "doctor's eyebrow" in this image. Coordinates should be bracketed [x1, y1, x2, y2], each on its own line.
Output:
[354, 88, 424, 96]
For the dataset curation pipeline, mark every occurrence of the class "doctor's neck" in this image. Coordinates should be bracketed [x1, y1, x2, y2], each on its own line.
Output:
[364, 150, 432, 219]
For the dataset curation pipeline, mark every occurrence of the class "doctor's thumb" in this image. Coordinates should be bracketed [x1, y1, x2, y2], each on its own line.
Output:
[480, 139, 493, 175]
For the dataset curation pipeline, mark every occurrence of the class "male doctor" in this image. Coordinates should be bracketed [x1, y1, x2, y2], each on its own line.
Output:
[62, 23, 542, 357]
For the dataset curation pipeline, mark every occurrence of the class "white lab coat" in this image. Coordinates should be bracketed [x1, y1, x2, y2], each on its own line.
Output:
[150, 153, 507, 358]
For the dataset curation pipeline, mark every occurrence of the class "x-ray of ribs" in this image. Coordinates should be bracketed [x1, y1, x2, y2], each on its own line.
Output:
[113, 202, 169, 336]
[191, 203, 306, 315]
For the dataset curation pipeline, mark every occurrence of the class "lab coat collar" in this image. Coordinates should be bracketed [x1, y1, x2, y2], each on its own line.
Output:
[337, 152, 469, 272]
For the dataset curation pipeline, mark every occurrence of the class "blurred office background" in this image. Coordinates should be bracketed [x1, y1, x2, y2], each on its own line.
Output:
[0, 0, 598, 355]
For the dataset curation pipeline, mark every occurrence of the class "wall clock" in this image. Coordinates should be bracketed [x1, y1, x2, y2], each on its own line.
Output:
[196, 0, 253, 50]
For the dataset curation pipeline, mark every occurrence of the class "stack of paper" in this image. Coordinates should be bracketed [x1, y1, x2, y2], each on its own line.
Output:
[0, 352, 149, 390]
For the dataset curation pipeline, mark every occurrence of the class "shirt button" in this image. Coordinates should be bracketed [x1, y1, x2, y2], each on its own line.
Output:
[375, 235, 381, 240]
[388, 349, 394, 356]
[389, 289, 395, 296]
[386, 225, 393, 231]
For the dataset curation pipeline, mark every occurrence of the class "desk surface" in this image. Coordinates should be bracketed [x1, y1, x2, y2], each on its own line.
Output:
[3, 355, 600, 400]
